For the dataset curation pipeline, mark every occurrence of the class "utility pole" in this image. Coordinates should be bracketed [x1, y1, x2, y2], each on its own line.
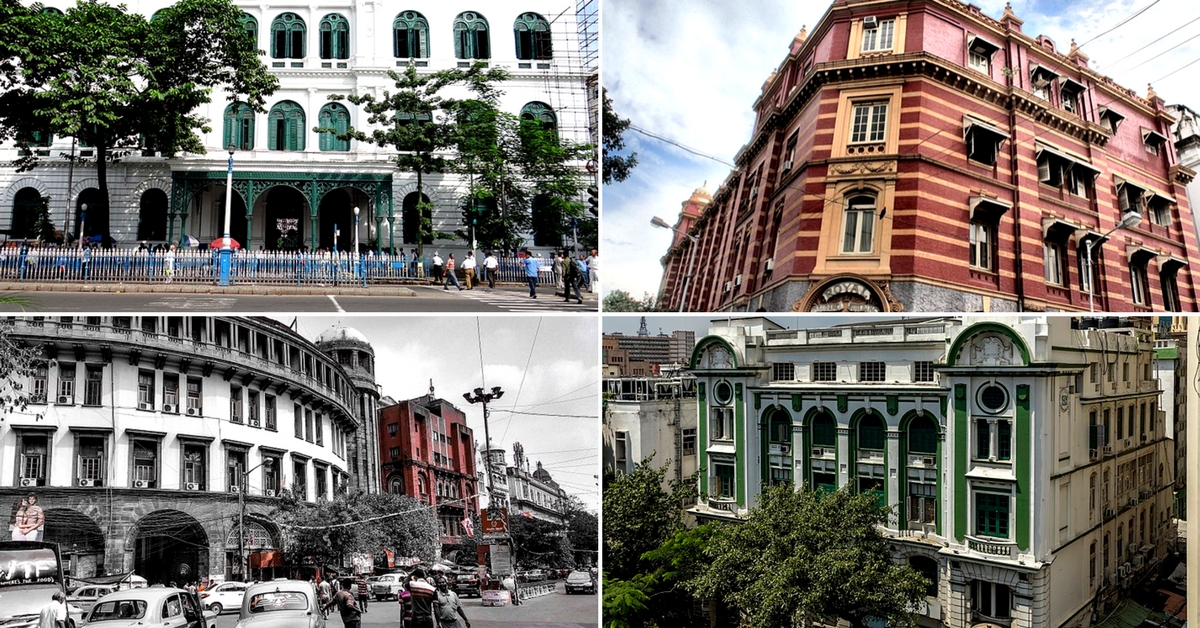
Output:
[239, 457, 274, 581]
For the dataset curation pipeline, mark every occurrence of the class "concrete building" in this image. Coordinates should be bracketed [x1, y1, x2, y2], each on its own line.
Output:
[0, 316, 377, 584]
[687, 316, 1174, 628]
[602, 374, 698, 498]
[659, 0, 1199, 313]
[505, 442, 568, 525]
[602, 319, 696, 376]
[0, 1, 594, 255]
[377, 392, 480, 557]
[1154, 317, 1188, 521]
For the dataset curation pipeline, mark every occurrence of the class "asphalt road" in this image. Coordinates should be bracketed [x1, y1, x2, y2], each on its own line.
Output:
[0, 286, 598, 313]
[209, 582, 598, 628]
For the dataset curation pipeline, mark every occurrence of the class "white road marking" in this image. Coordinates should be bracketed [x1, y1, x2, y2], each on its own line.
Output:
[144, 297, 239, 310]
[327, 295, 345, 312]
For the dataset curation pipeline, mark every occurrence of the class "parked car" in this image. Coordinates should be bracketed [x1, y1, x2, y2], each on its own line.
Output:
[453, 573, 480, 598]
[68, 584, 118, 614]
[564, 571, 596, 595]
[233, 579, 326, 628]
[200, 580, 250, 614]
[369, 572, 407, 601]
[525, 569, 545, 582]
[84, 587, 217, 628]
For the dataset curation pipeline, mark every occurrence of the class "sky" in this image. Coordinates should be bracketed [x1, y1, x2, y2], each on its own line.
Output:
[283, 316, 600, 512]
[601, 0, 1200, 300]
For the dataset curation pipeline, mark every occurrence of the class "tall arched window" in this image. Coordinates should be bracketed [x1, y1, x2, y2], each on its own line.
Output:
[454, 12, 490, 59]
[137, 189, 168, 241]
[855, 413, 886, 506]
[842, 193, 877, 254]
[318, 103, 350, 152]
[394, 11, 429, 58]
[909, 556, 939, 597]
[239, 13, 257, 46]
[402, 191, 432, 244]
[514, 12, 551, 60]
[907, 415, 937, 453]
[268, 101, 305, 151]
[271, 13, 305, 59]
[11, 187, 42, 240]
[812, 412, 836, 447]
[858, 414, 885, 450]
[223, 103, 255, 150]
[319, 13, 349, 60]
[520, 101, 557, 135]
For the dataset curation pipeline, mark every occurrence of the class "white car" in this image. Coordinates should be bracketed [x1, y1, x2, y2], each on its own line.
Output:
[84, 587, 217, 628]
[68, 584, 117, 614]
[233, 580, 326, 628]
[200, 581, 249, 614]
[369, 573, 407, 601]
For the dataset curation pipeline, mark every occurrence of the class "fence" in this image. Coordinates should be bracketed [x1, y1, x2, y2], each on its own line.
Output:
[0, 248, 563, 287]
[519, 582, 558, 599]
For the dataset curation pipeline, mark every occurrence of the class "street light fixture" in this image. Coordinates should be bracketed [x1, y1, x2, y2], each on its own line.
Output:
[1085, 211, 1142, 313]
[651, 216, 699, 312]
[78, 203, 87, 249]
[219, 144, 236, 286]
[239, 457, 274, 581]
[353, 206, 361, 279]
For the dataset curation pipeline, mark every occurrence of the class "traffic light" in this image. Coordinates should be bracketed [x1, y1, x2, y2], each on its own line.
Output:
[587, 186, 598, 216]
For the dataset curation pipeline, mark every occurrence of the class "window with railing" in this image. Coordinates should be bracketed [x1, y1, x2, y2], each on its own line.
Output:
[31, 364, 47, 403]
[137, 370, 155, 407]
[248, 390, 260, 427]
[84, 365, 103, 405]
[914, 361, 935, 383]
[771, 362, 795, 381]
[859, 361, 886, 382]
[971, 581, 1011, 620]
[265, 395, 277, 430]
[230, 385, 243, 423]
[812, 361, 837, 382]
[58, 363, 76, 402]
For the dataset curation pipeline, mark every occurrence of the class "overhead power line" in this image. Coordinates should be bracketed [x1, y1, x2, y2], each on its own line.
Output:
[629, 125, 736, 168]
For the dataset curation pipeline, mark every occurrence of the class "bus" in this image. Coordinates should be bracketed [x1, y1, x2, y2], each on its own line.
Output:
[0, 540, 71, 627]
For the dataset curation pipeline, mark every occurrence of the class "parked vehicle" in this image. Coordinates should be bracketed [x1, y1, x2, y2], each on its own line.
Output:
[68, 584, 118, 614]
[233, 579, 326, 628]
[200, 580, 250, 614]
[525, 569, 545, 582]
[369, 572, 407, 601]
[453, 573, 481, 598]
[0, 541, 85, 628]
[564, 571, 596, 595]
[84, 587, 216, 628]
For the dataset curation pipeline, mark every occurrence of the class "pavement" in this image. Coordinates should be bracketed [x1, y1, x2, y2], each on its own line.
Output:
[0, 284, 599, 313]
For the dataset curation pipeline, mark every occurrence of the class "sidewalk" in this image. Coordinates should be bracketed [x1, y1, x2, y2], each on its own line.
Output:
[0, 281, 419, 296]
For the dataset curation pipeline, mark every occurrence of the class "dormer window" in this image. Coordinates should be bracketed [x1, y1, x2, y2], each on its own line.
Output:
[1142, 128, 1168, 156]
[1099, 107, 1125, 134]
[1030, 63, 1059, 101]
[967, 35, 999, 74]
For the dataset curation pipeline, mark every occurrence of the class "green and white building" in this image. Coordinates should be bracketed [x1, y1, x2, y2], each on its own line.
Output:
[688, 316, 1174, 628]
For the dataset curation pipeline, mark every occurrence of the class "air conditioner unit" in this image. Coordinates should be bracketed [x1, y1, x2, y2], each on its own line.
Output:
[781, 160, 793, 173]
[863, 16, 878, 28]
[922, 456, 936, 466]
[78, 479, 95, 487]
[133, 480, 149, 488]
[764, 258, 775, 271]
[229, 485, 242, 493]
[30, 395, 45, 404]
[1103, 446, 1113, 455]
[19, 478, 37, 487]
[750, 186, 759, 197]
[185, 482, 199, 491]
[779, 444, 790, 454]
[186, 407, 200, 416]
[811, 448, 825, 457]
[724, 281, 732, 292]
[1124, 439, 1131, 447]
[1129, 497, 1138, 508]
[138, 402, 153, 411]
[265, 489, 276, 497]
[734, 274, 743, 286]
[1089, 449, 1099, 461]
[57, 395, 71, 404]
[1104, 508, 1115, 519]
[1119, 563, 1131, 578]
[163, 404, 176, 413]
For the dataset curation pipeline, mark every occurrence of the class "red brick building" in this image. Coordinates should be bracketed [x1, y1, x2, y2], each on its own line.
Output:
[378, 394, 479, 555]
[658, 0, 1199, 313]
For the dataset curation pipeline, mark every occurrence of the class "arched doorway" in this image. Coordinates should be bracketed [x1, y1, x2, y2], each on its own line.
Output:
[11, 187, 42, 240]
[137, 189, 168, 242]
[402, 191, 432, 245]
[75, 188, 107, 244]
[531, 193, 561, 247]
[132, 510, 208, 586]
[264, 186, 307, 250]
[318, 188, 358, 252]
[225, 520, 278, 581]
[42, 508, 105, 579]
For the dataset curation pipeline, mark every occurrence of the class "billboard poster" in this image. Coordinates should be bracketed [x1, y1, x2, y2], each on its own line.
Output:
[9, 493, 45, 542]
[490, 543, 512, 576]
[480, 508, 508, 535]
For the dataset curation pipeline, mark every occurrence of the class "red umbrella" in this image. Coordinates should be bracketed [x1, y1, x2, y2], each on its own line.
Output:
[210, 237, 242, 250]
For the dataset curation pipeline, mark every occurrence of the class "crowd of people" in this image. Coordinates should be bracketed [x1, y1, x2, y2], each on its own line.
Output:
[320, 568, 472, 628]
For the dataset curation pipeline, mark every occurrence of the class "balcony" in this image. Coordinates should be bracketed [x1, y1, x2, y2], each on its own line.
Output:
[965, 535, 1017, 559]
[708, 498, 738, 513]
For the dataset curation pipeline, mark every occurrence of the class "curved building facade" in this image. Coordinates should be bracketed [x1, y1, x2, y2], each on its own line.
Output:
[0, 316, 377, 585]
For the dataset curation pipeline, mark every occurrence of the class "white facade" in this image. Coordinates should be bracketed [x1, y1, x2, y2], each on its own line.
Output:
[602, 375, 698, 491]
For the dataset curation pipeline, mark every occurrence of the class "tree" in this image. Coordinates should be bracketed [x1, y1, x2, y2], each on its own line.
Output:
[509, 514, 571, 569]
[687, 484, 929, 628]
[603, 290, 657, 312]
[563, 496, 599, 567]
[602, 455, 694, 580]
[603, 89, 638, 185]
[32, 195, 59, 243]
[272, 491, 439, 569]
[322, 63, 506, 256]
[0, 320, 45, 415]
[0, 0, 277, 242]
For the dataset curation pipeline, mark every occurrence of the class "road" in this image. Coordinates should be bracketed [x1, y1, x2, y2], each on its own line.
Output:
[0, 286, 598, 313]
[208, 582, 598, 628]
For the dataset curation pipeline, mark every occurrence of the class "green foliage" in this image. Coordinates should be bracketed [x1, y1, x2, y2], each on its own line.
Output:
[32, 195, 58, 243]
[602, 573, 653, 628]
[603, 290, 657, 312]
[0, 320, 44, 415]
[602, 88, 637, 185]
[564, 495, 599, 567]
[687, 484, 928, 628]
[602, 455, 695, 580]
[271, 491, 439, 568]
[510, 513, 571, 569]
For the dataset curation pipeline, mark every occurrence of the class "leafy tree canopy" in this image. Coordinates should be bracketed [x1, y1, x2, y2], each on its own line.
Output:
[603, 290, 657, 312]
[602, 455, 694, 580]
[271, 491, 439, 569]
[602, 88, 637, 185]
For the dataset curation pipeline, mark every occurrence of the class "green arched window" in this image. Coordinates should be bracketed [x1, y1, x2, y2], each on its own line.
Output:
[768, 411, 790, 444]
[239, 13, 258, 46]
[454, 12, 490, 60]
[318, 103, 350, 152]
[520, 101, 557, 135]
[223, 103, 256, 150]
[41, 7, 63, 15]
[150, 9, 167, 22]
[514, 12, 551, 60]
[319, 13, 349, 60]
[908, 415, 938, 454]
[858, 414, 885, 450]
[812, 413, 836, 447]
[271, 13, 305, 59]
[394, 11, 429, 58]
[268, 101, 305, 151]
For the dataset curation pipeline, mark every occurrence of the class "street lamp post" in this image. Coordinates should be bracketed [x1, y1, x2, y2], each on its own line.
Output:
[78, 203, 87, 249]
[353, 206, 361, 280]
[1085, 212, 1142, 313]
[219, 145, 236, 286]
[464, 386, 507, 589]
[239, 457, 274, 581]
[651, 216, 699, 312]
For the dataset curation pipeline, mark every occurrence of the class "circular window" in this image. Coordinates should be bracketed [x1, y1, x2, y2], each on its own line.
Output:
[713, 381, 734, 405]
[977, 384, 1008, 413]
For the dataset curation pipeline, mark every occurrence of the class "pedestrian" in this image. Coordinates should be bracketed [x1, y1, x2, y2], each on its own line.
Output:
[434, 576, 471, 628]
[355, 574, 369, 612]
[431, 252, 443, 283]
[585, 249, 598, 292]
[483, 251, 498, 288]
[317, 577, 332, 616]
[553, 251, 565, 296]
[410, 248, 421, 278]
[406, 569, 438, 628]
[322, 584, 361, 628]
[397, 576, 413, 628]
[331, 576, 341, 594]
[461, 252, 477, 289]
[521, 251, 540, 298]
[443, 253, 463, 291]
[164, 244, 176, 283]
[38, 590, 66, 628]
[561, 250, 582, 304]
[501, 573, 520, 606]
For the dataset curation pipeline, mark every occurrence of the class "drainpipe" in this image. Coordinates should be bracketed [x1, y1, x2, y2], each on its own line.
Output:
[1007, 42, 1026, 311]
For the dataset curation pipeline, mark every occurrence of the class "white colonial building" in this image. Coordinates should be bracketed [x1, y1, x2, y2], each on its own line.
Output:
[0, 1, 594, 254]
[602, 374, 698, 493]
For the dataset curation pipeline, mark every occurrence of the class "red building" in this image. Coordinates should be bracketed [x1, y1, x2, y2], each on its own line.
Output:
[658, 0, 1199, 313]
[378, 393, 480, 556]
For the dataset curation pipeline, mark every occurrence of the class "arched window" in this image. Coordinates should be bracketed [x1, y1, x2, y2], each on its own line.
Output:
[531, 194, 560, 247]
[909, 556, 939, 597]
[239, 13, 257, 45]
[41, 6, 62, 14]
[223, 103, 255, 150]
[907, 415, 937, 453]
[402, 191, 432, 244]
[271, 13, 305, 59]
[318, 103, 350, 151]
[842, 193, 877, 254]
[812, 412, 836, 447]
[319, 13, 349, 60]
[150, 9, 167, 22]
[520, 101, 557, 135]
[514, 12, 551, 60]
[389, 477, 404, 495]
[137, 189, 168, 241]
[858, 414, 885, 450]
[768, 411, 790, 444]
[394, 11, 429, 58]
[268, 101, 305, 151]
[11, 187, 42, 240]
[417, 473, 427, 497]
[454, 12, 490, 60]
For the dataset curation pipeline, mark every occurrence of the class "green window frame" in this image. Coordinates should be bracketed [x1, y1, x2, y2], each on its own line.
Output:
[975, 491, 1010, 538]
[394, 11, 429, 58]
[908, 415, 937, 453]
[267, 101, 305, 151]
[997, 420, 1011, 460]
[223, 103, 256, 150]
[768, 413, 790, 443]
[318, 103, 350, 152]
[454, 11, 490, 59]
[858, 414, 885, 450]
[239, 13, 257, 46]
[514, 12, 551, 60]
[319, 13, 349, 60]
[271, 13, 305, 59]
[519, 101, 557, 135]
[812, 413, 836, 446]
[714, 463, 735, 499]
